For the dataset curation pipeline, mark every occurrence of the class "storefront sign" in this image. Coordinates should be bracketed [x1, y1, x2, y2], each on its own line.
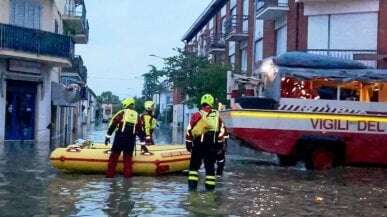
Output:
[7, 60, 42, 75]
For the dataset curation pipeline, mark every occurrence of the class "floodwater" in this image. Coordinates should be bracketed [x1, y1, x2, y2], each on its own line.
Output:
[0, 125, 386, 217]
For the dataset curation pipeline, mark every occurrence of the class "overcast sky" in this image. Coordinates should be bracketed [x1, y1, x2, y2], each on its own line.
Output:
[76, 0, 211, 99]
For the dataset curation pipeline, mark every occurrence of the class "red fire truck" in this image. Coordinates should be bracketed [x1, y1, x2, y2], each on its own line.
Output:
[222, 53, 387, 170]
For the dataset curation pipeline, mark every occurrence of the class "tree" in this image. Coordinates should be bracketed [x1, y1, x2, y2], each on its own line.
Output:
[163, 49, 230, 107]
[97, 91, 122, 114]
[97, 91, 120, 105]
[142, 65, 166, 99]
[133, 96, 146, 114]
[141, 49, 230, 110]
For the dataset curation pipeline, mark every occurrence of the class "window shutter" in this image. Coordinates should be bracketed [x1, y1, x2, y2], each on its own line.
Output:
[10, 0, 16, 24]
[15, 0, 26, 27]
[33, 5, 41, 29]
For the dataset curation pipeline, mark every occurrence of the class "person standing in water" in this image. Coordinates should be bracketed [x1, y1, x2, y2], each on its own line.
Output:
[185, 94, 227, 191]
[105, 97, 143, 178]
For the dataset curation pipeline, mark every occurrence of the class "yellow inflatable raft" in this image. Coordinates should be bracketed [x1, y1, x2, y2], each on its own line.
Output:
[50, 143, 191, 175]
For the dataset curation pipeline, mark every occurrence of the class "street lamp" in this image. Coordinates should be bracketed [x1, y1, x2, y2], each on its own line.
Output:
[149, 54, 165, 60]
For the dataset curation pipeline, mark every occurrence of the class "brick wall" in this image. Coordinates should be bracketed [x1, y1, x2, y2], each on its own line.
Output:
[262, 20, 275, 58]
[287, 1, 308, 51]
[173, 88, 185, 105]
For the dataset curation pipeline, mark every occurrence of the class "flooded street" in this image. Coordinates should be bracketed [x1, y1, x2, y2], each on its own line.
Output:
[0, 126, 386, 217]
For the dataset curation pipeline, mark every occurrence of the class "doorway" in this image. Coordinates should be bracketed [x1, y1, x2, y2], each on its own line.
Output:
[5, 80, 37, 141]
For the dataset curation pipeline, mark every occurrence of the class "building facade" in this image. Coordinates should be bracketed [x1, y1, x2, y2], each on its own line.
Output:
[177, 0, 387, 143]
[0, 0, 90, 144]
[183, 0, 387, 100]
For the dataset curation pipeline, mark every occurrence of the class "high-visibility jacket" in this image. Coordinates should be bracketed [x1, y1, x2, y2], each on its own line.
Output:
[107, 109, 143, 136]
[186, 107, 226, 140]
[141, 112, 157, 137]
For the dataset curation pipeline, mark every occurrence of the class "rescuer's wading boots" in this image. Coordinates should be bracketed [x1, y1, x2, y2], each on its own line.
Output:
[188, 171, 199, 191]
[123, 154, 133, 178]
[106, 152, 120, 178]
[205, 175, 216, 191]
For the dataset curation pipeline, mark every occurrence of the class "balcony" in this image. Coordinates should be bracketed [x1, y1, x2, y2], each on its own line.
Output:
[206, 33, 226, 54]
[185, 43, 198, 54]
[62, 55, 87, 83]
[307, 49, 378, 68]
[225, 15, 249, 42]
[63, 0, 89, 44]
[0, 23, 73, 66]
[256, 0, 289, 20]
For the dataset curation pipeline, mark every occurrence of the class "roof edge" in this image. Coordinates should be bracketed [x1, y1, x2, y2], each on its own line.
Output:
[181, 0, 227, 42]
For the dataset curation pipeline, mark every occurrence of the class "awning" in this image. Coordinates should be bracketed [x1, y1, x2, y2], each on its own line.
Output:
[278, 67, 387, 83]
[260, 52, 387, 100]
[261, 52, 387, 84]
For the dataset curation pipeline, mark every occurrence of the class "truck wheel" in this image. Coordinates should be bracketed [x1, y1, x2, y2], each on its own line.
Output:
[305, 147, 335, 170]
[277, 154, 296, 167]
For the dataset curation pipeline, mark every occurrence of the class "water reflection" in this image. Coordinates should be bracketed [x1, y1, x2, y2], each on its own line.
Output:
[0, 129, 386, 216]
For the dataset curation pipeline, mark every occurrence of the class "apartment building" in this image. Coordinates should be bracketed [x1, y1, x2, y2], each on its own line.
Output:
[183, 0, 387, 100]
[0, 0, 89, 144]
[183, 0, 255, 74]
[296, 0, 387, 68]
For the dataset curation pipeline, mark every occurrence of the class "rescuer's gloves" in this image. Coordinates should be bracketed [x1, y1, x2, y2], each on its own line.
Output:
[105, 136, 111, 145]
[186, 140, 193, 152]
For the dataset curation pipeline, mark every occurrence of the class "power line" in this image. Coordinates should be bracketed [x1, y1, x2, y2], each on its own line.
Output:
[89, 76, 143, 80]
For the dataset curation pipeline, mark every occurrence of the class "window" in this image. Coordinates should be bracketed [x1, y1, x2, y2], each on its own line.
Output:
[209, 18, 214, 30]
[221, 5, 227, 17]
[255, 20, 263, 39]
[231, 7, 237, 16]
[230, 0, 237, 16]
[229, 41, 236, 56]
[276, 25, 287, 55]
[229, 41, 236, 69]
[242, 0, 249, 32]
[243, 0, 249, 15]
[240, 47, 248, 74]
[307, 15, 329, 49]
[229, 54, 236, 69]
[10, 0, 41, 29]
[308, 13, 377, 50]
[256, 0, 264, 10]
[254, 39, 263, 62]
[221, 16, 227, 34]
[275, 16, 287, 56]
[230, 0, 237, 8]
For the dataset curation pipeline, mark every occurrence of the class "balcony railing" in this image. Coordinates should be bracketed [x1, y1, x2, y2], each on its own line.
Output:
[225, 15, 249, 41]
[62, 55, 87, 82]
[307, 49, 378, 68]
[206, 33, 226, 54]
[256, 0, 289, 20]
[63, 0, 89, 43]
[0, 23, 74, 59]
[185, 43, 198, 54]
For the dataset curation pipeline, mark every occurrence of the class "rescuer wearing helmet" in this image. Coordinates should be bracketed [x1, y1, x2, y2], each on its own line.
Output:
[105, 97, 143, 178]
[140, 100, 158, 154]
[186, 94, 227, 191]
